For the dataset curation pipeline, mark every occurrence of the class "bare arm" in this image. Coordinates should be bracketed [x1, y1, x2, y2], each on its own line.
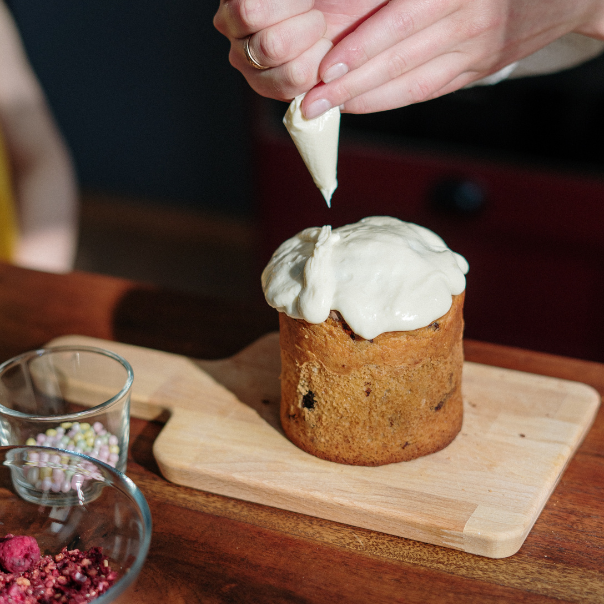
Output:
[0, 2, 78, 272]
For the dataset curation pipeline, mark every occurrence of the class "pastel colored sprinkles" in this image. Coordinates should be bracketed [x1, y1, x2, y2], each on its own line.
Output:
[25, 421, 120, 467]
[24, 450, 105, 494]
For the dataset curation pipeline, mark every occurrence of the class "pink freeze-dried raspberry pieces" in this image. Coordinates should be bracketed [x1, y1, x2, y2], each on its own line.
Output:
[0, 537, 118, 602]
[0, 535, 40, 573]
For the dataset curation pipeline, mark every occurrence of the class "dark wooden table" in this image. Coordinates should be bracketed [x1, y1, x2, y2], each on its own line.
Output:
[1, 262, 602, 603]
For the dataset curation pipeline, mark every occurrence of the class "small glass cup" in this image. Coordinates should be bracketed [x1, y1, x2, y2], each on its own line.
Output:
[0, 346, 133, 475]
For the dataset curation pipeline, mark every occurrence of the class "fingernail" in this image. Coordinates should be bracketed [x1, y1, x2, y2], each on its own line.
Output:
[323, 63, 348, 83]
[304, 99, 332, 119]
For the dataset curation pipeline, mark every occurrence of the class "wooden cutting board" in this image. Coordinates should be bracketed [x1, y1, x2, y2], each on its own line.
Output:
[48, 334, 600, 559]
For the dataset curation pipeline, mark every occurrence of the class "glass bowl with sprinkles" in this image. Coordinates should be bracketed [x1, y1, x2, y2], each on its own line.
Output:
[8, 445, 113, 507]
[0, 346, 133, 474]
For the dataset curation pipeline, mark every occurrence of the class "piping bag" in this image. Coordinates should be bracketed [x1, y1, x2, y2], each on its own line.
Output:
[283, 94, 340, 207]
[281, 35, 604, 208]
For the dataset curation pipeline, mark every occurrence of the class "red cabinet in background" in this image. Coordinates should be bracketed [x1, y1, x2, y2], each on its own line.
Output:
[254, 129, 604, 363]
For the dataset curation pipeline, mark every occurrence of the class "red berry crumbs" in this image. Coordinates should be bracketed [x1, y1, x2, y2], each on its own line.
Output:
[0, 535, 119, 603]
[0, 536, 40, 574]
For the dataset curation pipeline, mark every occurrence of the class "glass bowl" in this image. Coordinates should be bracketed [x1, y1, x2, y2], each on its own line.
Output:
[0, 445, 152, 603]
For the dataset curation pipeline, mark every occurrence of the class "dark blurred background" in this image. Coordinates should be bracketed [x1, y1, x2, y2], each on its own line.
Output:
[8, 0, 250, 213]
[8, 1, 604, 362]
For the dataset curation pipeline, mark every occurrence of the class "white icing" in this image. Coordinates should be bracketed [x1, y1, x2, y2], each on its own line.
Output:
[283, 94, 340, 207]
[262, 216, 469, 339]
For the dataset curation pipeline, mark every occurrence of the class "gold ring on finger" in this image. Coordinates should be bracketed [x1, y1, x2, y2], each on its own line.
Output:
[244, 35, 269, 71]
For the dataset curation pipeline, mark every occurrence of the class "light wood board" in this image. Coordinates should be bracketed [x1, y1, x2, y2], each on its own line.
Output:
[48, 334, 600, 558]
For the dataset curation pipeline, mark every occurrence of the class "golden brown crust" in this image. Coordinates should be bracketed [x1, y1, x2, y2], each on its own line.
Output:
[279, 293, 465, 466]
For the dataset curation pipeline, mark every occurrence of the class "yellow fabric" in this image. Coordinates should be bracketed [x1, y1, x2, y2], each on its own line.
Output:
[0, 127, 17, 261]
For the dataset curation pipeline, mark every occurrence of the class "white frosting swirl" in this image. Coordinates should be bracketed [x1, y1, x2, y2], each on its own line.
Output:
[262, 216, 469, 340]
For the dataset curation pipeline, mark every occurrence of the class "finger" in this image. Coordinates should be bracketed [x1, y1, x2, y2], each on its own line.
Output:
[421, 69, 482, 101]
[232, 37, 333, 101]
[424, 56, 532, 101]
[317, 0, 387, 42]
[340, 50, 470, 114]
[233, 10, 326, 71]
[214, 0, 315, 39]
[318, 0, 459, 84]
[302, 15, 466, 117]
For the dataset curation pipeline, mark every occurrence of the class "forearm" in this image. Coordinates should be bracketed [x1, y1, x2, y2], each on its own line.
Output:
[0, 2, 78, 272]
[9, 105, 78, 273]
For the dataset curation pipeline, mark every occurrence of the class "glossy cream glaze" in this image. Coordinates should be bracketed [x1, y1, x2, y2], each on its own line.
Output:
[262, 216, 469, 339]
[283, 94, 340, 207]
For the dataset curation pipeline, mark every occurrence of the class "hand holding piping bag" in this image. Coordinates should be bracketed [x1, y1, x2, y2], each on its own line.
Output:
[214, 0, 604, 204]
[214, 0, 378, 206]
[215, 0, 604, 114]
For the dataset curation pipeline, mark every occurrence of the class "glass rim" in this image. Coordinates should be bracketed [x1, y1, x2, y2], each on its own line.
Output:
[0, 345, 134, 421]
[0, 444, 152, 602]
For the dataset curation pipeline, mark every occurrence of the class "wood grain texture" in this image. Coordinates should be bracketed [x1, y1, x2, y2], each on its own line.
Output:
[48, 333, 600, 559]
[2, 263, 604, 602]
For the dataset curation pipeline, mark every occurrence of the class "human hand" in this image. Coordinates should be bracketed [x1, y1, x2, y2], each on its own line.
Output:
[215, 0, 604, 116]
[301, 0, 604, 117]
[213, 0, 385, 100]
